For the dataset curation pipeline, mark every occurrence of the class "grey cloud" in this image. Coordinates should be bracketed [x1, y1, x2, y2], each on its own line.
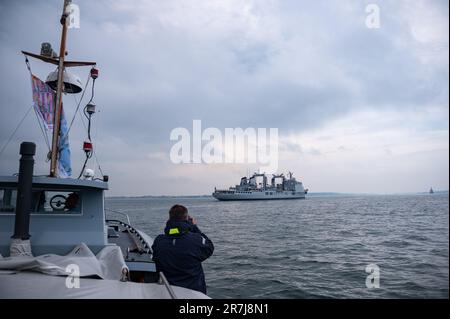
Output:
[0, 0, 448, 194]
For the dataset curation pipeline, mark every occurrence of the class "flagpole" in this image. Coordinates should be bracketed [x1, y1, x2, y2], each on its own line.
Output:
[49, 0, 71, 177]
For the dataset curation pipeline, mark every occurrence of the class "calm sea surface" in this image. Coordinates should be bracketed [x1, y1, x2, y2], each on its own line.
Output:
[106, 193, 449, 298]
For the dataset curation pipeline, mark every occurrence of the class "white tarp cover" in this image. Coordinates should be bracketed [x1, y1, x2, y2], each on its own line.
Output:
[0, 243, 127, 280]
[9, 239, 33, 257]
[0, 272, 209, 298]
[0, 243, 209, 299]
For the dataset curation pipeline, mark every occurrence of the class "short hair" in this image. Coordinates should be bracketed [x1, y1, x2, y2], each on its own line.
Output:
[65, 192, 79, 210]
[169, 204, 188, 220]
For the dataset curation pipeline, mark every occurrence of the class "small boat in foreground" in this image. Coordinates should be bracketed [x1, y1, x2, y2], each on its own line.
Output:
[0, 0, 207, 299]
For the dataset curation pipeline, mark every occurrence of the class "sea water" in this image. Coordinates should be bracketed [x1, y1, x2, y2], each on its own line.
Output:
[106, 193, 449, 298]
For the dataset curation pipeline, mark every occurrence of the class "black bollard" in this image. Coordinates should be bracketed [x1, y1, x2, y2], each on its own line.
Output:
[12, 142, 36, 240]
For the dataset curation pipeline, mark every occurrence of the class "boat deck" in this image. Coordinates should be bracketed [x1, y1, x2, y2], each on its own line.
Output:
[106, 219, 157, 282]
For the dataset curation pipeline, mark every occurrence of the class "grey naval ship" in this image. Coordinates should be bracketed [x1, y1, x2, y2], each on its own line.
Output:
[0, 0, 207, 299]
[213, 172, 308, 201]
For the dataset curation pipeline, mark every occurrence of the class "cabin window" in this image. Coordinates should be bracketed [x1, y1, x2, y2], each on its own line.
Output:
[39, 190, 82, 213]
[0, 188, 82, 214]
[0, 189, 16, 212]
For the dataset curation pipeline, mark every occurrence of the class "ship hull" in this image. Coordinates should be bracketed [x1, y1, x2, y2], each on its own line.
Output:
[212, 191, 306, 201]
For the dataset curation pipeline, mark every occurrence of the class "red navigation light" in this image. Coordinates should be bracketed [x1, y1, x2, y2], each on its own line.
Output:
[83, 141, 93, 152]
[90, 67, 99, 79]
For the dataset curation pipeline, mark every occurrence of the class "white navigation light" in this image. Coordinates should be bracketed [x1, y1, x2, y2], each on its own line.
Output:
[83, 168, 94, 180]
[46, 70, 83, 94]
[86, 102, 96, 114]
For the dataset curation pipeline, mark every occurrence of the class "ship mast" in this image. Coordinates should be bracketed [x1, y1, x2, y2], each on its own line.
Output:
[22, 0, 96, 177]
[49, 0, 71, 177]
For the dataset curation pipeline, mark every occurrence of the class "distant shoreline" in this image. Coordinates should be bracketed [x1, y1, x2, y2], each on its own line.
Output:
[106, 190, 449, 199]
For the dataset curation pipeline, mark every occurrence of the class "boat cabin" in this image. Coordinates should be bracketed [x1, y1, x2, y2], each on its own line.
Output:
[0, 175, 108, 256]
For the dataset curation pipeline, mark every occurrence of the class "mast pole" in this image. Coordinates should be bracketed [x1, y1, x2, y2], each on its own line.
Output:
[49, 0, 71, 177]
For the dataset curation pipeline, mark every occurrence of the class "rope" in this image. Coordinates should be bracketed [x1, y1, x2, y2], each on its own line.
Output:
[62, 72, 91, 141]
[83, 77, 96, 140]
[77, 105, 104, 178]
[93, 149, 104, 176]
[33, 107, 51, 152]
[77, 154, 91, 179]
[25, 57, 31, 73]
[0, 105, 34, 158]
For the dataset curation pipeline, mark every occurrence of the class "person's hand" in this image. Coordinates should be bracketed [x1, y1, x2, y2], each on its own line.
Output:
[188, 216, 197, 225]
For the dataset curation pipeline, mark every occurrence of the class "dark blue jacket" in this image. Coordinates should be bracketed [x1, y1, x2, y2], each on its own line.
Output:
[151, 219, 214, 294]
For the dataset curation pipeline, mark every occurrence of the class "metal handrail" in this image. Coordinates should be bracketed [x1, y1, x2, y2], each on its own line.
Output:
[159, 272, 177, 299]
[105, 208, 131, 225]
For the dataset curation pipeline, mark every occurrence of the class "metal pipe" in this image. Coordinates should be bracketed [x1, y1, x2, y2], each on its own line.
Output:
[12, 142, 36, 240]
[159, 272, 177, 299]
[105, 208, 131, 225]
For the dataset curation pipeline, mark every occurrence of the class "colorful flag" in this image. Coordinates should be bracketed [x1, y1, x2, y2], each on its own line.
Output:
[31, 74, 54, 130]
[58, 106, 72, 178]
[30, 74, 72, 178]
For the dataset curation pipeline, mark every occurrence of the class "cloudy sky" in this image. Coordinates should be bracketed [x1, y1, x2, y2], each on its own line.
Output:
[0, 0, 448, 196]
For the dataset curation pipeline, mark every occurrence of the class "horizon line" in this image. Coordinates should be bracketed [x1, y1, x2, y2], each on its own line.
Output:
[106, 190, 449, 199]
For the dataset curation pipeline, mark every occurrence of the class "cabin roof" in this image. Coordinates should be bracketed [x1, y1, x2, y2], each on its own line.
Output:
[0, 175, 108, 190]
